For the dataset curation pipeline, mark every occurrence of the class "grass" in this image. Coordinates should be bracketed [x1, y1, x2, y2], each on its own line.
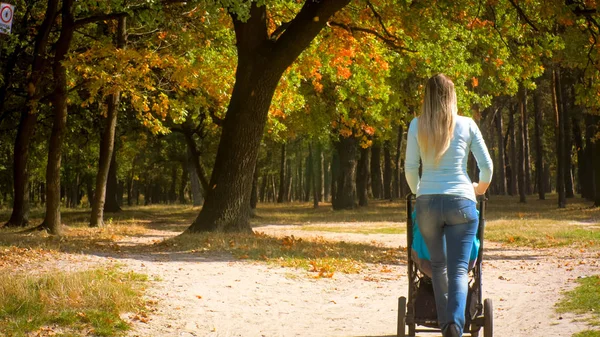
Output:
[482, 195, 600, 248]
[160, 231, 405, 277]
[557, 275, 600, 337]
[0, 266, 148, 336]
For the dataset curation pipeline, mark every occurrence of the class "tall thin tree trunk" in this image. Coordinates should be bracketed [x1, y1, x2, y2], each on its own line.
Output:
[533, 87, 546, 200]
[495, 108, 507, 195]
[357, 147, 369, 207]
[310, 143, 319, 208]
[370, 141, 383, 198]
[90, 16, 126, 225]
[317, 144, 324, 202]
[40, 0, 75, 235]
[582, 114, 596, 200]
[104, 149, 122, 212]
[553, 69, 566, 208]
[277, 143, 286, 203]
[517, 86, 527, 203]
[508, 103, 518, 196]
[393, 125, 403, 199]
[331, 150, 339, 206]
[5, 0, 59, 228]
[383, 140, 392, 200]
[523, 89, 532, 195]
[304, 148, 312, 202]
[562, 77, 575, 198]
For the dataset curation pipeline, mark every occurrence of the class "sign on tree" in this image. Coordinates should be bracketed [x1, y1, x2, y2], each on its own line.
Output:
[0, 3, 14, 34]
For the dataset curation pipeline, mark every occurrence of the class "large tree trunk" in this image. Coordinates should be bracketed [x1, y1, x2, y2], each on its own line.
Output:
[333, 136, 357, 210]
[370, 141, 383, 199]
[495, 108, 507, 195]
[357, 146, 369, 207]
[277, 143, 286, 203]
[383, 140, 393, 200]
[533, 86, 546, 200]
[40, 0, 75, 235]
[553, 69, 566, 208]
[5, 0, 59, 228]
[517, 86, 527, 203]
[187, 1, 349, 232]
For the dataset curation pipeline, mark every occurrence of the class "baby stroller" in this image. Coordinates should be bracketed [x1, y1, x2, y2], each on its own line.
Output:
[397, 194, 493, 337]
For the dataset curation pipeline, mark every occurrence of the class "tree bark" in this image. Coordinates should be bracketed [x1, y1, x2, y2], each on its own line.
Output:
[370, 141, 383, 199]
[310, 143, 319, 208]
[393, 125, 404, 199]
[5, 0, 60, 228]
[553, 69, 566, 208]
[562, 76, 575, 198]
[333, 136, 357, 210]
[508, 103, 518, 196]
[90, 16, 126, 225]
[533, 86, 546, 200]
[304, 147, 313, 202]
[523, 89, 532, 195]
[317, 144, 324, 202]
[324, 157, 331, 202]
[583, 113, 595, 200]
[383, 140, 393, 200]
[250, 161, 259, 209]
[330, 150, 339, 206]
[104, 149, 122, 212]
[40, 0, 76, 235]
[591, 114, 600, 206]
[179, 161, 187, 204]
[357, 146, 369, 207]
[495, 107, 507, 195]
[187, 0, 350, 232]
[517, 86, 527, 203]
[573, 113, 584, 197]
[277, 143, 286, 203]
[188, 150, 203, 206]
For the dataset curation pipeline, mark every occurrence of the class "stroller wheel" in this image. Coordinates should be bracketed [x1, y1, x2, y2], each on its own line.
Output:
[397, 296, 406, 337]
[484, 298, 493, 337]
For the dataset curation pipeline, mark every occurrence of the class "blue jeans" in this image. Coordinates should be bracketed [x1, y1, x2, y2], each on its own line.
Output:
[415, 194, 478, 336]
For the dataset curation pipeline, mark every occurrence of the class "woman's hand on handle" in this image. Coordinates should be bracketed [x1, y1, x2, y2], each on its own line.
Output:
[473, 182, 490, 196]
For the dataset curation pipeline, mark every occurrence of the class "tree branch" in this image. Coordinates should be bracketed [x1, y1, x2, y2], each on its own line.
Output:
[365, 0, 394, 38]
[507, 0, 539, 32]
[328, 21, 417, 53]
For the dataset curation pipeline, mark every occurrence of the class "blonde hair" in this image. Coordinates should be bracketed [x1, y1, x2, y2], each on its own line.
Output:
[418, 74, 457, 164]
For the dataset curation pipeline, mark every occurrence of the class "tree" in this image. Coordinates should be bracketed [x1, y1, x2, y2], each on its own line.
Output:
[187, 1, 351, 232]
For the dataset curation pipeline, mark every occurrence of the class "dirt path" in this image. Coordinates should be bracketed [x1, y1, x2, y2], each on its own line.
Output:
[101, 226, 600, 337]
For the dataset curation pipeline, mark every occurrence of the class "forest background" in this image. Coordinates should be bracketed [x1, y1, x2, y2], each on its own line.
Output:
[0, 0, 600, 234]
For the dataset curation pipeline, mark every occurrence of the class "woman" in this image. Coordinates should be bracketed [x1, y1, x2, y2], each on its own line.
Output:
[404, 74, 493, 337]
